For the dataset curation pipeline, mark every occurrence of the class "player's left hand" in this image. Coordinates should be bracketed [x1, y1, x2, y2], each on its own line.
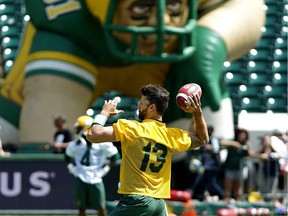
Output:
[183, 94, 202, 114]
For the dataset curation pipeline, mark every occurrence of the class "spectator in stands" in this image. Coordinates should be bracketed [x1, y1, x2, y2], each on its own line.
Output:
[190, 126, 224, 201]
[220, 128, 251, 202]
[0, 138, 10, 157]
[257, 134, 280, 202]
[270, 130, 288, 208]
[270, 130, 288, 166]
[0, 125, 11, 157]
[44, 114, 73, 154]
[65, 115, 120, 216]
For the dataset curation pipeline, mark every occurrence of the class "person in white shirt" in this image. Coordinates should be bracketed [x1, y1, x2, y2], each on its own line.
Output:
[270, 130, 288, 207]
[65, 115, 120, 216]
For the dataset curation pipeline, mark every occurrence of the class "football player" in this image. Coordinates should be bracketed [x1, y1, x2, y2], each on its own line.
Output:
[65, 115, 120, 216]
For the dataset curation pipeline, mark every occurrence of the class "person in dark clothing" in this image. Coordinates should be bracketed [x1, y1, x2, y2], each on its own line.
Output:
[190, 126, 224, 201]
[221, 128, 251, 201]
[44, 114, 73, 154]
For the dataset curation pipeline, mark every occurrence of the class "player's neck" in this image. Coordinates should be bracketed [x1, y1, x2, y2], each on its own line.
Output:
[150, 115, 162, 122]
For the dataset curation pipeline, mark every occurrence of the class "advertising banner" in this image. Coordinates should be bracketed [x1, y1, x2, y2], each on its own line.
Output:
[0, 156, 120, 209]
[0, 160, 75, 209]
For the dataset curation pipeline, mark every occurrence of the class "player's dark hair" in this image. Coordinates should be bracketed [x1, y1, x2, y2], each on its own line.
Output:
[140, 84, 170, 115]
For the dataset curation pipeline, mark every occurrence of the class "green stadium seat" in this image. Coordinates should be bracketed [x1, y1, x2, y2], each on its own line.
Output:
[263, 85, 287, 98]
[240, 97, 266, 112]
[265, 3, 285, 16]
[232, 97, 245, 113]
[227, 86, 240, 98]
[272, 73, 287, 86]
[261, 26, 281, 38]
[266, 97, 288, 112]
[237, 85, 263, 98]
[272, 61, 287, 74]
[1, 36, 20, 49]
[247, 61, 272, 74]
[3, 60, 13, 75]
[2, 47, 17, 61]
[224, 72, 248, 86]
[0, 4, 19, 15]
[280, 27, 288, 37]
[0, 14, 17, 26]
[274, 38, 287, 49]
[255, 37, 275, 49]
[247, 64, 272, 77]
[265, 15, 283, 26]
[91, 97, 106, 110]
[248, 73, 272, 86]
[1, 25, 21, 37]
[248, 48, 273, 61]
[223, 60, 247, 73]
[273, 49, 287, 61]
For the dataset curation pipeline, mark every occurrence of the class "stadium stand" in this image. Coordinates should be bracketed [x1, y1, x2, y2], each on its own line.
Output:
[263, 85, 288, 98]
[0, 0, 24, 77]
[221, 0, 288, 126]
[236, 85, 263, 99]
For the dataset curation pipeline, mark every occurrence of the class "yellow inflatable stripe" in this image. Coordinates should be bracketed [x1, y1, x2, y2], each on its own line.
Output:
[27, 51, 98, 76]
[0, 22, 36, 105]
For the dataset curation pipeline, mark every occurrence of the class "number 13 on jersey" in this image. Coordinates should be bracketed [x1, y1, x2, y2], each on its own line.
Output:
[140, 142, 168, 173]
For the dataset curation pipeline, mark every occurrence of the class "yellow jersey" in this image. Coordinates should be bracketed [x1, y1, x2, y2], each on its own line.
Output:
[113, 119, 193, 198]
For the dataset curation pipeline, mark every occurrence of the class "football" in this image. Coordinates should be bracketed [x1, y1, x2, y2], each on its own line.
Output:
[176, 83, 202, 109]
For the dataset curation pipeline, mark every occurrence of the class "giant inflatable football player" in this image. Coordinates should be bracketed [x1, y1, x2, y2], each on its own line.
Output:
[0, 0, 265, 148]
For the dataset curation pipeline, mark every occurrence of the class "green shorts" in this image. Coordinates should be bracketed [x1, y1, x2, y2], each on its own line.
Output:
[109, 194, 168, 216]
[74, 177, 106, 209]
